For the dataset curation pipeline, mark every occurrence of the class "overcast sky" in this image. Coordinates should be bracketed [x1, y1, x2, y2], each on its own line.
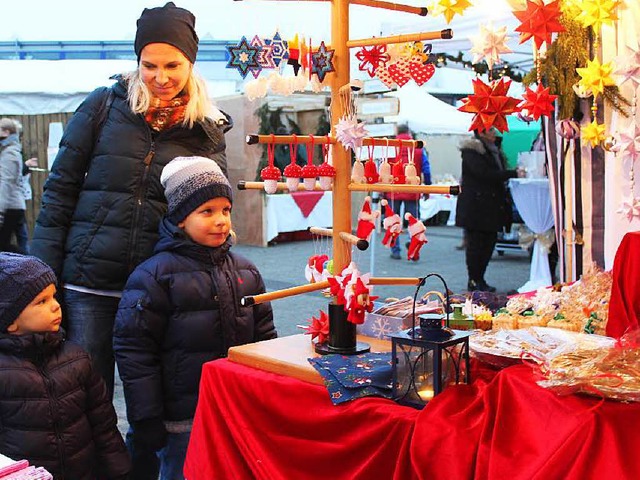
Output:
[3, 0, 518, 45]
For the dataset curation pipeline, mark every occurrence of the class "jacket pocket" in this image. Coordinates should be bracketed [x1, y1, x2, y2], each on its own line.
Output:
[75, 205, 109, 260]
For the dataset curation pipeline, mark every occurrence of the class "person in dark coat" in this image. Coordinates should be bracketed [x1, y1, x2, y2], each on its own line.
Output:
[30, 2, 232, 397]
[114, 156, 277, 480]
[0, 252, 130, 480]
[455, 128, 522, 292]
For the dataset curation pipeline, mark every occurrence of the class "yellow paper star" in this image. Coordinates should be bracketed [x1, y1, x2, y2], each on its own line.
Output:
[581, 120, 606, 148]
[576, 58, 616, 98]
[576, 0, 622, 32]
[438, 0, 473, 24]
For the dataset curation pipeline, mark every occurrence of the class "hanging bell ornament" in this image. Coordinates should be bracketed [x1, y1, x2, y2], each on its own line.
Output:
[603, 135, 617, 152]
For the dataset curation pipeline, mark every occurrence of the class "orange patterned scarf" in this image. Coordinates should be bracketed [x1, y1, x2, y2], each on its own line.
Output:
[144, 94, 190, 132]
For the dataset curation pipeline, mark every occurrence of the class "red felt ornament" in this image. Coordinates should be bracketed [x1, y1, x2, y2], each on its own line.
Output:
[356, 196, 380, 241]
[346, 277, 378, 325]
[519, 84, 557, 121]
[405, 212, 427, 261]
[364, 145, 379, 184]
[283, 134, 303, 191]
[301, 137, 319, 190]
[355, 45, 390, 78]
[391, 157, 406, 184]
[260, 137, 282, 193]
[513, 0, 565, 50]
[317, 142, 336, 190]
[380, 199, 402, 248]
[457, 77, 521, 133]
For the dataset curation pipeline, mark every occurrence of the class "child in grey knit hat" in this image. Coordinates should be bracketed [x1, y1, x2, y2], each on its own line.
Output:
[114, 156, 277, 478]
[0, 253, 130, 479]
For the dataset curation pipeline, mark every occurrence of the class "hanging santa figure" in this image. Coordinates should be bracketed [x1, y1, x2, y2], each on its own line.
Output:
[356, 196, 380, 241]
[380, 199, 402, 248]
[405, 212, 427, 261]
[345, 277, 378, 325]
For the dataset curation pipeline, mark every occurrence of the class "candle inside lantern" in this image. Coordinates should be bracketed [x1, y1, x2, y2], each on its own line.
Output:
[417, 387, 435, 402]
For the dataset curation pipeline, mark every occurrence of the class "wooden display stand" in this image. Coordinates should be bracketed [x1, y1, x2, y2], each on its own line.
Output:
[236, 0, 458, 360]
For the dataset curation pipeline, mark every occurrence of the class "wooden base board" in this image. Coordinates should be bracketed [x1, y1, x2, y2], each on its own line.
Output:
[228, 334, 391, 386]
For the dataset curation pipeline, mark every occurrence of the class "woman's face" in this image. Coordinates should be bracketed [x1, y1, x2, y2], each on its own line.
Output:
[139, 43, 192, 101]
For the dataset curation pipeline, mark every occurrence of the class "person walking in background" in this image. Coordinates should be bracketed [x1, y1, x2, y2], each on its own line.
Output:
[455, 128, 522, 292]
[30, 2, 232, 398]
[114, 157, 276, 480]
[0, 253, 130, 479]
[388, 124, 424, 261]
[0, 118, 27, 253]
[12, 157, 38, 253]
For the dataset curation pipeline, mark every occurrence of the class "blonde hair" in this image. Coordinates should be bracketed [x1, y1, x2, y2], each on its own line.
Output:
[0, 118, 21, 135]
[123, 67, 212, 128]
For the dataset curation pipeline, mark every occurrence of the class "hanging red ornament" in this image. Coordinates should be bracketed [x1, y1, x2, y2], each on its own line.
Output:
[364, 145, 379, 184]
[513, 0, 565, 50]
[355, 45, 390, 78]
[260, 139, 282, 193]
[283, 135, 303, 191]
[519, 84, 557, 121]
[317, 142, 336, 190]
[301, 138, 319, 190]
[457, 77, 521, 133]
[301, 310, 330, 344]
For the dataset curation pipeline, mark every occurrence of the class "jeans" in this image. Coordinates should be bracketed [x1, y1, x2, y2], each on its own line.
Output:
[0, 209, 26, 253]
[13, 216, 29, 253]
[389, 199, 419, 256]
[465, 229, 498, 283]
[126, 428, 190, 480]
[63, 289, 120, 398]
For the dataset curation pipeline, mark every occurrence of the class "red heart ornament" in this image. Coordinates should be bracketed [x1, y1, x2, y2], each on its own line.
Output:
[388, 59, 411, 87]
[409, 61, 435, 86]
[375, 65, 396, 88]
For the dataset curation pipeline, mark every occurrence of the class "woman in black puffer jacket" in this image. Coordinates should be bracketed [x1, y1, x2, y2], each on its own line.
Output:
[0, 330, 130, 479]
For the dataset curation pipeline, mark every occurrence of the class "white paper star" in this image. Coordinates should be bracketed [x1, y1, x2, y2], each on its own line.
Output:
[612, 122, 640, 162]
[615, 44, 640, 89]
[335, 116, 368, 152]
[617, 194, 640, 221]
[469, 24, 512, 71]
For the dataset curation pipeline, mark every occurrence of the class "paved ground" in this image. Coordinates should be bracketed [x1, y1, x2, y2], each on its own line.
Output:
[114, 225, 532, 435]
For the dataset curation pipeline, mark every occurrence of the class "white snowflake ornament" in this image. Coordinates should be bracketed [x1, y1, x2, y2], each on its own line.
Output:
[612, 122, 640, 162]
[617, 195, 640, 222]
[469, 24, 512, 71]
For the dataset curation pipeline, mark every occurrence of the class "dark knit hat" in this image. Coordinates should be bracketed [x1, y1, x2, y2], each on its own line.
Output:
[134, 2, 199, 63]
[0, 253, 57, 333]
[161, 156, 233, 223]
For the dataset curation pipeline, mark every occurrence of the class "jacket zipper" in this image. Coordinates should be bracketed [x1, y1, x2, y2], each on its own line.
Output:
[38, 364, 65, 477]
[128, 141, 155, 272]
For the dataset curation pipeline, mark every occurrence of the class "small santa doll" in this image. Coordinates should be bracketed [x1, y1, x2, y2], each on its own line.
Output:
[345, 277, 378, 325]
[355, 196, 380, 241]
[405, 212, 427, 261]
[380, 199, 402, 248]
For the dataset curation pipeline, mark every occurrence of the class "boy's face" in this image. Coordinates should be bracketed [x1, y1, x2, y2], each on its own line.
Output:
[178, 197, 232, 248]
[7, 284, 62, 335]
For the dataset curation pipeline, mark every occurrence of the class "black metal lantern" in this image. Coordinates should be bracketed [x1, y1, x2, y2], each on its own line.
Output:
[390, 274, 472, 408]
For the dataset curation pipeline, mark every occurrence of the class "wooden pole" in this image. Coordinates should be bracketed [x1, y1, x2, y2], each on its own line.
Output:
[246, 134, 423, 148]
[349, 183, 460, 195]
[349, 0, 428, 15]
[237, 180, 325, 192]
[241, 281, 330, 306]
[347, 29, 452, 48]
[369, 277, 422, 285]
[309, 226, 333, 237]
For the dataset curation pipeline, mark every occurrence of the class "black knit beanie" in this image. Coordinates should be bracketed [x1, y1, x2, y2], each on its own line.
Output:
[134, 2, 199, 63]
[0, 253, 57, 333]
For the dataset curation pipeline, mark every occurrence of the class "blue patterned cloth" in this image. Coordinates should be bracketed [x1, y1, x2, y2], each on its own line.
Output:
[308, 352, 393, 405]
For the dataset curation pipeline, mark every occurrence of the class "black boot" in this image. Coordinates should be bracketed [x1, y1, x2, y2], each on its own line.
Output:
[467, 279, 497, 293]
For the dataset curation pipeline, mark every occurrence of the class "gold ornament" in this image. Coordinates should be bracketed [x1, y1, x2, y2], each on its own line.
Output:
[581, 120, 606, 148]
[576, 58, 616, 98]
[603, 135, 617, 152]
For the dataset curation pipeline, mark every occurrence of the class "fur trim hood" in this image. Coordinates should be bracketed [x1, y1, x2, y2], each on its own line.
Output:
[458, 137, 487, 154]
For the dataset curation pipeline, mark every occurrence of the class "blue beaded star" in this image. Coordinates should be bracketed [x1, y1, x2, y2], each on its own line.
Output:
[311, 41, 335, 83]
[264, 31, 289, 68]
[226, 36, 261, 79]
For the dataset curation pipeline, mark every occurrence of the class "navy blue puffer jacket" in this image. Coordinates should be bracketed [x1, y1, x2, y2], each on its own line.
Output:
[31, 76, 231, 291]
[0, 330, 130, 479]
[113, 219, 277, 424]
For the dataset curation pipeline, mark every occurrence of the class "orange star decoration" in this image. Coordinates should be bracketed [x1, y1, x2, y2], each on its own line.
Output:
[576, 58, 616, 98]
[576, 0, 622, 32]
[437, 0, 473, 24]
[519, 84, 557, 121]
[458, 77, 521, 133]
[581, 120, 606, 148]
[301, 310, 330, 344]
[513, 0, 565, 50]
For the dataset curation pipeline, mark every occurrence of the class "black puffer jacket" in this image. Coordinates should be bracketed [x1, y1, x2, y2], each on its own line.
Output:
[113, 219, 277, 424]
[0, 330, 130, 479]
[455, 137, 518, 232]
[31, 76, 231, 291]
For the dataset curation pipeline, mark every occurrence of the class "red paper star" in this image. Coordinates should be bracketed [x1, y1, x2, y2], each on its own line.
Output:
[302, 310, 330, 344]
[513, 0, 565, 50]
[519, 84, 557, 121]
[458, 77, 521, 133]
[355, 45, 390, 78]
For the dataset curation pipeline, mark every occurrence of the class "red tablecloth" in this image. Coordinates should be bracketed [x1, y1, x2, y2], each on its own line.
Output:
[607, 231, 640, 338]
[184, 359, 640, 480]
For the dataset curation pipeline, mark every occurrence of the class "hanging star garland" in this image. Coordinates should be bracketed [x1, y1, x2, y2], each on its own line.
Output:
[251, 35, 276, 72]
[617, 194, 640, 222]
[513, 0, 565, 50]
[576, 0, 622, 32]
[226, 36, 261, 79]
[519, 83, 557, 121]
[470, 24, 512, 71]
[355, 45, 390, 78]
[437, 0, 473, 24]
[612, 123, 640, 162]
[581, 119, 606, 147]
[311, 41, 336, 83]
[264, 31, 289, 68]
[457, 77, 521, 133]
[576, 58, 616, 98]
[615, 44, 640, 90]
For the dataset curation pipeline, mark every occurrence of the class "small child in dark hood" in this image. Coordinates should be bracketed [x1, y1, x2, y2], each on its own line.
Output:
[114, 156, 277, 479]
[0, 252, 130, 480]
